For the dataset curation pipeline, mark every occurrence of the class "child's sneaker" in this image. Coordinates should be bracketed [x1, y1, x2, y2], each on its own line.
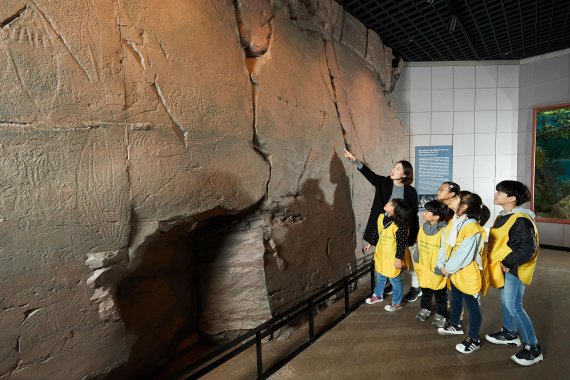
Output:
[416, 308, 431, 321]
[438, 322, 464, 336]
[432, 313, 446, 328]
[404, 287, 422, 302]
[455, 336, 481, 354]
[511, 343, 543, 366]
[384, 303, 402, 312]
[365, 294, 383, 304]
[485, 327, 521, 346]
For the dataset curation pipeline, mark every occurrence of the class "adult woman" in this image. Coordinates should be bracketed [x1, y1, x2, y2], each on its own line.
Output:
[344, 149, 421, 301]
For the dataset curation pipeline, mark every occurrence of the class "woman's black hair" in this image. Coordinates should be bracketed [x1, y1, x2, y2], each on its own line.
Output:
[496, 180, 531, 206]
[390, 198, 413, 227]
[396, 160, 414, 186]
[441, 181, 460, 197]
[424, 200, 448, 219]
[457, 191, 490, 225]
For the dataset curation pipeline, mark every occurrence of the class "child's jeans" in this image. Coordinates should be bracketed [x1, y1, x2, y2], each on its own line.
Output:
[374, 271, 403, 305]
[499, 272, 538, 345]
[450, 282, 482, 340]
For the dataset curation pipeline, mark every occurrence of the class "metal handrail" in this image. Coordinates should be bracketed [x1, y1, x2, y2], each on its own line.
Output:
[171, 253, 375, 380]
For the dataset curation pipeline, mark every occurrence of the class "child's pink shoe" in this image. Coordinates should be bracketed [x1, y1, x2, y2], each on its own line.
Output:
[384, 303, 403, 312]
[365, 294, 383, 304]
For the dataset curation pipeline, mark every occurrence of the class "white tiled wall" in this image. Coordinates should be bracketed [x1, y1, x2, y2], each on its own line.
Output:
[394, 62, 520, 228]
[393, 52, 570, 247]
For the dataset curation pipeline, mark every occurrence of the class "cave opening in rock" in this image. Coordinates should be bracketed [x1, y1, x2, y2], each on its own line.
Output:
[110, 211, 271, 378]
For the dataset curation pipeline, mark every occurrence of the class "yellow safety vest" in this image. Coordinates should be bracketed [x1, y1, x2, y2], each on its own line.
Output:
[416, 226, 447, 290]
[444, 221, 488, 295]
[487, 213, 539, 287]
[374, 214, 410, 278]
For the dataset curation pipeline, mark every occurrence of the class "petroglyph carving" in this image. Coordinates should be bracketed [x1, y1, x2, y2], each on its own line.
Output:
[0, 1, 399, 378]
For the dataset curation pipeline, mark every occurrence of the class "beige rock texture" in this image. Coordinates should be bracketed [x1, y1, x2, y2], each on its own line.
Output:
[0, 0, 404, 378]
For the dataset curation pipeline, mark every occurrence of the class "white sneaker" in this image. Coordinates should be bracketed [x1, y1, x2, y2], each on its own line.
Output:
[455, 336, 481, 354]
[365, 294, 383, 304]
[384, 303, 403, 312]
[438, 322, 464, 336]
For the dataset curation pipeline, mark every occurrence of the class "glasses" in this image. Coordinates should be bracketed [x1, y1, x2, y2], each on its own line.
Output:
[437, 188, 449, 192]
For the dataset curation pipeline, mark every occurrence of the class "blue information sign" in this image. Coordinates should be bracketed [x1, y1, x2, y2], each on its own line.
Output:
[415, 146, 453, 208]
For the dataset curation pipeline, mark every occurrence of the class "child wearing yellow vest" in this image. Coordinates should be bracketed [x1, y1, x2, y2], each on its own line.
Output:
[484, 180, 543, 366]
[365, 199, 413, 312]
[435, 191, 490, 354]
[436, 181, 460, 208]
[414, 200, 449, 328]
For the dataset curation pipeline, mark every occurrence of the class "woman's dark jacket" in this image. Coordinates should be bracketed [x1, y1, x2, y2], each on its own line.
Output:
[358, 164, 419, 246]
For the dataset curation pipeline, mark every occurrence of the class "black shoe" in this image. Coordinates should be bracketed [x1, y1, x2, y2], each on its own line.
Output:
[485, 327, 521, 346]
[383, 283, 393, 297]
[456, 336, 481, 354]
[512, 343, 543, 366]
[404, 287, 422, 302]
[438, 322, 464, 336]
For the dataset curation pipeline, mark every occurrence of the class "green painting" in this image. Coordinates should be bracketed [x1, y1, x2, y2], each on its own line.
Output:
[533, 105, 570, 222]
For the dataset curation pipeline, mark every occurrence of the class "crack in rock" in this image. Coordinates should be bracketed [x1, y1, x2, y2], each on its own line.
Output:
[233, 1, 274, 205]
[1, 5, 28, 28]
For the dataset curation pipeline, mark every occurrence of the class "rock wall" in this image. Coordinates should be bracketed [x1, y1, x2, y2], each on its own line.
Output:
[0, 0, 404, 378]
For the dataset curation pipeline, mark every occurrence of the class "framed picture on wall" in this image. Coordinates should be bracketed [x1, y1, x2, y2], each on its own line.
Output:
[531, 103, 570, 223]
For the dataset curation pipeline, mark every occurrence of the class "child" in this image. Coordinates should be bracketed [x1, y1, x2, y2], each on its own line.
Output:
[484, 180, 543, 366]
[365, 198, 413, 312]
[414, 200, 449, 327]
[436, 181, 460, 210]
[436, 182, 461, 314]
[344, 149, 420, 301]
[435, 191, 490, 354]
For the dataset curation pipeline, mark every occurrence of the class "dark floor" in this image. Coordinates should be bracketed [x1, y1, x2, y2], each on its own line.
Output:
[198, 248, 569, 380]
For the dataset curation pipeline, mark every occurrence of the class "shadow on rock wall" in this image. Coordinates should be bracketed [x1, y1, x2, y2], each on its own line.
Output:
[265, 150, 356, 314]
[110, 223, 197, 379]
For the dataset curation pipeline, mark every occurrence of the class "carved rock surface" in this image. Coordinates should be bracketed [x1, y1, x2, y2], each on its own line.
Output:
[326, 40, 405, 255]
[341, 10, 368, 59]
[197, 218, 272, 336]
[0, 126, 131, 378]
[0, 0, 402, 378]
[251, 17, 356, 311]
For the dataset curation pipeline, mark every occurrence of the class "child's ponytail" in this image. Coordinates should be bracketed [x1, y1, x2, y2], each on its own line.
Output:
[457, 191, 490, 226]
[479, 204, 490, 226]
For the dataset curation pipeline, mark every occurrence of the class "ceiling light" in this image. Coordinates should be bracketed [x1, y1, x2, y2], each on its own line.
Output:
[448, 15, 458, 32]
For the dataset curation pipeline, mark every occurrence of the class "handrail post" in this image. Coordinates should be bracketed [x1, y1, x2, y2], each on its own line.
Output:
[173, 257, 380, 379]
[256, 332, 264, 379]
[344, 280, 349, 315]
[308, 302, 315, 343]
[370, 259, 375, 295]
